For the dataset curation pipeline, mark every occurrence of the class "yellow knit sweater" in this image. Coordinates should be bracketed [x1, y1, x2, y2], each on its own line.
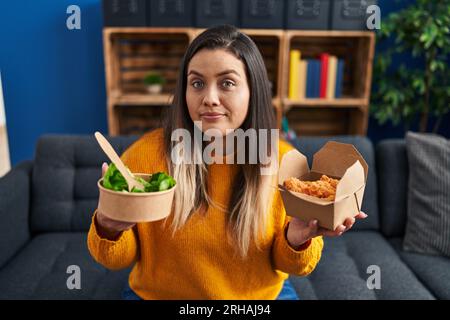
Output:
[87, 128, 323, 299]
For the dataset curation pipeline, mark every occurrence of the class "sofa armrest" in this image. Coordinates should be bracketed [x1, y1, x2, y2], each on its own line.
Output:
[0, 160, 33, 268]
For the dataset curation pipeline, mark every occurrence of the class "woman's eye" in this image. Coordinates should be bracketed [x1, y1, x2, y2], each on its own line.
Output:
[192, 80, 204, 89]
[222, 80, 235, 88]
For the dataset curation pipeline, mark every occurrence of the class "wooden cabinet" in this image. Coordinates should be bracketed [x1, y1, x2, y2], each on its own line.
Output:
[103, 27, 374, 136]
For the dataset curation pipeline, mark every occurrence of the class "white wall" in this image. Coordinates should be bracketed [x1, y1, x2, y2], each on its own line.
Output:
[0, 71, 11, 176]
[0, 71, 5, 126]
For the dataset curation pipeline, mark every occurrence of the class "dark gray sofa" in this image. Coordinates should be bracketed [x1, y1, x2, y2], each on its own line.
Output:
[0, 134, 448, 299]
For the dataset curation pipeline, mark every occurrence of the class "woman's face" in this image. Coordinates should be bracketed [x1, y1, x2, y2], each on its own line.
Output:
[186, 48, 250, 136]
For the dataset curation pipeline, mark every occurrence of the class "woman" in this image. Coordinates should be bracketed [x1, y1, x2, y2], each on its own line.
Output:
[88, 25, 366, 300]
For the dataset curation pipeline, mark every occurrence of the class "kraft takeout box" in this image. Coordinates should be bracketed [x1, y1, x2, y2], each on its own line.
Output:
[278, 141, 368, 231]
[97, 173, 175, 223]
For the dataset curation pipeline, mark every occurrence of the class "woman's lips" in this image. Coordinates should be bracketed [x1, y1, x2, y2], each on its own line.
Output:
[200, 112, 225, 121]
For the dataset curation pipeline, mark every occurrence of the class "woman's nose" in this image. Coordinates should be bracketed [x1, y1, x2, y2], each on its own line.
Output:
[202, 86, 220, 107]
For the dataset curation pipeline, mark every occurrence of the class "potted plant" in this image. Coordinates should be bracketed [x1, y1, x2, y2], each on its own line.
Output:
[371, 0, 450, 133]
[143, 72, 165, 94]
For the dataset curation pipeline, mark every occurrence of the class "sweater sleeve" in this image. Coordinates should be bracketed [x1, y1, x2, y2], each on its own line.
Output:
[271, 138, 324, 275]
[86, 142, 143, 271]
[271, 218, 324, 276]
[87, 212, 139, 270]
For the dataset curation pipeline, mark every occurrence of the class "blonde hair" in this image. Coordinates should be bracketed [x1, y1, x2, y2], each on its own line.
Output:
[164, 141, 277, 257]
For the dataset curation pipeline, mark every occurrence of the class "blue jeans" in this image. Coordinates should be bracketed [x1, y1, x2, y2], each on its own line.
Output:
[276, 279, 300, 300]
[122, 284, 142, 300]
[122, 280, 299, 300]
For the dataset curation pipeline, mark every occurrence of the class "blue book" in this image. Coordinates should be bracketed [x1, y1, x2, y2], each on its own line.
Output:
[306, 59, 320, 98]
[306, 60, 315, 98]
[314, 60, 320, 98]
[335, 59, 345, 98]
[313, 60, 321, 98]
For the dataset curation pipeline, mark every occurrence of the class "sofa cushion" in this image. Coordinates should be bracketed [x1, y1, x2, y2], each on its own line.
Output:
[291, 136, 379, 230]
[390, 238, 450, 300]
[0, 233, 130, 299]
[31, 135, 138, 233]
[403, 132, 450, 257]
[376, 140, 408, 238]
[289, 231, 434, 300]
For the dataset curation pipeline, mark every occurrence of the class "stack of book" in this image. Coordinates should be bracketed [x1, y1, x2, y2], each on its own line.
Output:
[288, 50, 345, 100]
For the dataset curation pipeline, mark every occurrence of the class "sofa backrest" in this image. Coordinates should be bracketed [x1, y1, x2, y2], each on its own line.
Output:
[31, 134, 138, 233]
[31, 134, 381, 233]
[376, 139, 408, 238]
[291, 136, 379, 231]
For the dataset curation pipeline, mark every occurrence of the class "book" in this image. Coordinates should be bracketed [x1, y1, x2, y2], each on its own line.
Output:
[335, 59, 345, 98]
[319, 53, 329, 98]
[306, 59, 315, 98]
[298, 60, 307, 100]
[288, 50, 301, 100]
[326, 55, 338, 99]
[306, 59, 321, 98]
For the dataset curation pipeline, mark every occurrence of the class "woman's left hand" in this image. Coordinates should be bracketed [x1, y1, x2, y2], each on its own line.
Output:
[286, 212, 368, 250]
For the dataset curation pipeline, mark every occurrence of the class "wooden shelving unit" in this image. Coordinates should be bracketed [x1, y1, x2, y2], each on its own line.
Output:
[113, 93, 174, 106]
[103, 27, 195, 135]
[283, 98, 368, 108]
[103, 28, 374, 136]
[282, 30, 375, 136]
[246, 29, 285, 127]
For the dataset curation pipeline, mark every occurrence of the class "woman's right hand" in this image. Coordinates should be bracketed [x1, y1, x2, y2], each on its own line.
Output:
[95, 162, 137, 240]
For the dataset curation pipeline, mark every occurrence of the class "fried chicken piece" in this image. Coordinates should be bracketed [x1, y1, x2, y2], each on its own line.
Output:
[283, 175, 339, 201]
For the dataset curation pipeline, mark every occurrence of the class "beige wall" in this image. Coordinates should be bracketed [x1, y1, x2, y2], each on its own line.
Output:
[0, 72, 10, 177]
[0, 125, 10, 177]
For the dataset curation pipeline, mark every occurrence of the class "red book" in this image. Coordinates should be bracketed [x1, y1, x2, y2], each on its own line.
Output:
[319, 53, 329, 98]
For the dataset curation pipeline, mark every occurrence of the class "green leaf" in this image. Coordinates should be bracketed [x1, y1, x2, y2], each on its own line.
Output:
[159, 179, 170, 191]
[412, 77, 426, 94]
[101, 165, 175, 193]
[131, 187, 145, 193]
[102, 163, 128, 191]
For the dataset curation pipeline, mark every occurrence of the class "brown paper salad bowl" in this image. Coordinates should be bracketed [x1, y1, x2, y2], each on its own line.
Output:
[97, 173, 176, 223]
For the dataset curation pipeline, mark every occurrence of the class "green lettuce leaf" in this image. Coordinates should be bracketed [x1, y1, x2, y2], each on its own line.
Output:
[101, 163, 175, 193]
